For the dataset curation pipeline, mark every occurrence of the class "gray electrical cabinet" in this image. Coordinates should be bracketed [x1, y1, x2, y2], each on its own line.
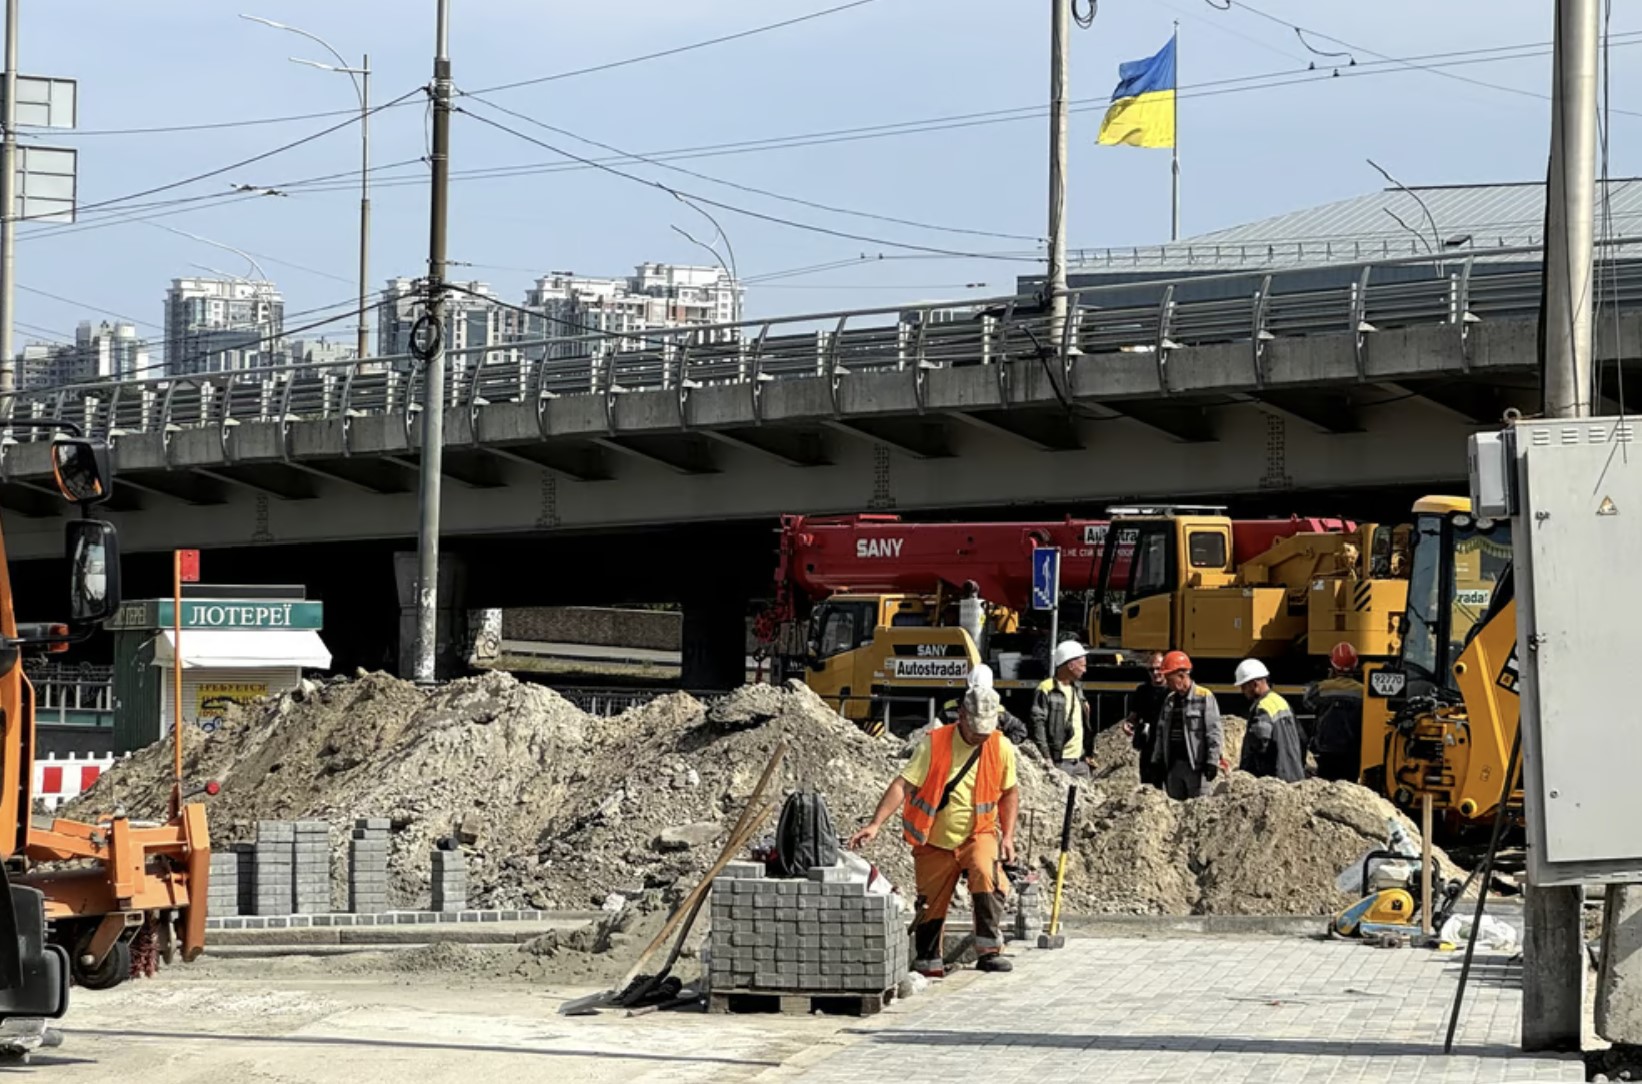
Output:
[1474, 416, 1642, 885]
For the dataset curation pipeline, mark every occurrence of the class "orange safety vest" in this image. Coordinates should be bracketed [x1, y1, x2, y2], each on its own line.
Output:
[901, 724, 1004, 848]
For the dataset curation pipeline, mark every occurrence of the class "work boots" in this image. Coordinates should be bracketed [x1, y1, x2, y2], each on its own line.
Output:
[976, 954, 1014, 973]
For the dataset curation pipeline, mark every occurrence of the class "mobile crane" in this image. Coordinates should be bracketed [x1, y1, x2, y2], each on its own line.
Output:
[0, 432, 210, 1044]
[763, 508, 1412, 732]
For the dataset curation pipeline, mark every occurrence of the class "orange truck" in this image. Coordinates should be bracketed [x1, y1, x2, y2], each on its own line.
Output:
[0, 428, 209, 1042]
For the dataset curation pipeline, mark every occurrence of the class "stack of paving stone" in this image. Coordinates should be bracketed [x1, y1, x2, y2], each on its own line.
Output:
[253, 820, 294, 917]
[349, 818, 390, 914]
[708, 861, 909, 1012]
[293, 820, 331, 914]
[431, 848, 467, 913]
[207, 848, 242, 917]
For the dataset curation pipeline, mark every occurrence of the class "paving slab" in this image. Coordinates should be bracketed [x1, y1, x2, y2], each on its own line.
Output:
[789, 937, 1585, 1083]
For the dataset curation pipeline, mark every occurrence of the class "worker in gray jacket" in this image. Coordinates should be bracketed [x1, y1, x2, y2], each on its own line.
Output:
[1148, 650, 1223, 800]
[1233, 658, 1307, 783]
[1030, 640, 1093, 778]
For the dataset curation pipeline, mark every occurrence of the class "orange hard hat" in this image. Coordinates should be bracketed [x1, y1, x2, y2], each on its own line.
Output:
[1330, 642, 1360, 671]
[1160, 650, 1192, 675]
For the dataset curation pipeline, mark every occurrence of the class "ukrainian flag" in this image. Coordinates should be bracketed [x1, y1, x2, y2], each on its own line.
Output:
[1097, 36, 1177, 149]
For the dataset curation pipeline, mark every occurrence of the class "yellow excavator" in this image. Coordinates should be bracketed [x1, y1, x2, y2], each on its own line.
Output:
[1358, 496, 1521, 826]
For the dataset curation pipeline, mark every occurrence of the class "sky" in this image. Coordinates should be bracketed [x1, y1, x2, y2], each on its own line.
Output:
[12, 0, 1642, 356]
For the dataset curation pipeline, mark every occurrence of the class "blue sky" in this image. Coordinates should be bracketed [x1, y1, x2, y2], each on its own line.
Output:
[12, 0, 1641, 350]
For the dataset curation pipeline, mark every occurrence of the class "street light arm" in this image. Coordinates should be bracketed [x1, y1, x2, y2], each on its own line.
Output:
[672, 192, 739, 284]
[1367, 157, 1442, 258]
[241, 13, 364, 103]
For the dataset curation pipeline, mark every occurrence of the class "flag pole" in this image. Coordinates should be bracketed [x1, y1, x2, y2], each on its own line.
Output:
[1171, 21, 1181, 242]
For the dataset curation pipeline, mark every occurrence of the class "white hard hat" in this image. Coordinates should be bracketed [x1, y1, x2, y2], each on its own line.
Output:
[1052, 640, 1088, 670]
[967, 664, 995, 690]
[1233, 658, 1271, 686]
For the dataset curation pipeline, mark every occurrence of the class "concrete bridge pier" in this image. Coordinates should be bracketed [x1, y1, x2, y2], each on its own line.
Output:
[394, 552, 472, 682]
[681, 593, 749, 693]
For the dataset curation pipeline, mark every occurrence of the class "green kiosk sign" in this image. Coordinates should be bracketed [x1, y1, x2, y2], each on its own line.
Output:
[107, 599, 324, 631]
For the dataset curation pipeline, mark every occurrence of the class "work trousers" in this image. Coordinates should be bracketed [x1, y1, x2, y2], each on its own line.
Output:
[1315, 751, 1359, 783]
[1055, 759, 1091, 780]
[912, 833, 1008, 971]
[1163, 758, 1209, 800]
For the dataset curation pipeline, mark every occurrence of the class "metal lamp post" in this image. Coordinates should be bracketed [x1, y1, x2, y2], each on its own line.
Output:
[242, 14, 371, 361]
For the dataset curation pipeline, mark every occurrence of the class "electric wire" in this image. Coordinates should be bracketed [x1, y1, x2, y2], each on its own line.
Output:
[469, 0, 886, 95]
[460, 102, 1046, 262]
[460, 91, 1044, 245]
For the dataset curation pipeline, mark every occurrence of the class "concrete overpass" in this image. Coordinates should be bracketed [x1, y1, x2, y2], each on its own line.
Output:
[3, 244, 1639, 680]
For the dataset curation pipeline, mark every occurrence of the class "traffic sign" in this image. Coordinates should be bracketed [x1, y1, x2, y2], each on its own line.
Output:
[1031, 547, 1060, 611]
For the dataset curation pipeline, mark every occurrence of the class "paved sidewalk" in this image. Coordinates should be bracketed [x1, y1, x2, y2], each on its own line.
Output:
[789, 937, 1584, 1083]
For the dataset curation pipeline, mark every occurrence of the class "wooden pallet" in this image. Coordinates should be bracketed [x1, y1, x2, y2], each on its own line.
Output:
[708, 986, 897, 1017]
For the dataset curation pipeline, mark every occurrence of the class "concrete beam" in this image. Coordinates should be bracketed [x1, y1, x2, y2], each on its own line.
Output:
[823, 417, 953, 459]
[950, 408, 1084, 451]
[702, 427, 831, 468]
[484, 443, 614, 482]
[0, 484, 62, 518]
[195, 464, 319, 501]
[593, 434, 720, 475]
[1104, 400, 1219, 443]
[288, 458, 415, 495]
[1255, 390, 1364, 434]
[117, 470, 231, 506]
[1402, 379, 1536, 425]
[385, 450, 507, 489]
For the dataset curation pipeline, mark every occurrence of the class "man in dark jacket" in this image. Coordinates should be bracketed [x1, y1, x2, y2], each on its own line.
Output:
[1122, 652, 1169, 788]
[1148, 650, 1223, 800]
[1233, 658, 1306, 783]
[1030, 640, 1092, 777]
[1306, 642, 1366, 782]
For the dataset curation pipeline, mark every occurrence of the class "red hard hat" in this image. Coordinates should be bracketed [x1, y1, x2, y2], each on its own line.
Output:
[1161, 650, 1192, 675]
[1330, 642, 1360, 671]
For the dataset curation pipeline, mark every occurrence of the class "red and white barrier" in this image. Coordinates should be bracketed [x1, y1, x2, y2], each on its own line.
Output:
[33, 753, 120, 811]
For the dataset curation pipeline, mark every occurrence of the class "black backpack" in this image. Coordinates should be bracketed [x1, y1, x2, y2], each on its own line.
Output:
[773, 791, 839, 877]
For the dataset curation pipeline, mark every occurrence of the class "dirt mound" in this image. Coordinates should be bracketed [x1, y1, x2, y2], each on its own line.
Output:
[69, 671, 1455, 919]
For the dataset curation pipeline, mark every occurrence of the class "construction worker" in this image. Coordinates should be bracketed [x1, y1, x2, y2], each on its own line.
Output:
[1233, 659, 1306, 783]
[942, 665, 1029, 747]
[1122, 652, 1170, 789]
[1306, 642, 1366, 782]
[848, 686, 1018, 978]
[1030, 640, 1093, 778]
[1148, 650, 1223, 800]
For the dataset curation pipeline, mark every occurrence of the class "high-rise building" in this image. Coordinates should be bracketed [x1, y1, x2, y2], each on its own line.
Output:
[16, 321, 151, 390]
[163, 277, 285, 375]
[288, 337, 359, 367]
[376, 278, 528, 372]
[524, 263, 742, 359]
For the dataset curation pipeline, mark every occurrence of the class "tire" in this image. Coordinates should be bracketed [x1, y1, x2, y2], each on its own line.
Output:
[72, 936, 130, 991]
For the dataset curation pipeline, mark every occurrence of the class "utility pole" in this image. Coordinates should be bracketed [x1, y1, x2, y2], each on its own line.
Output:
[0, 0, 18, 396]
[1046, 0, 1070, 351]
[1523, 0, 1597, 1054]
[358, 54, 371, 360]
[414, 0, 452, 685]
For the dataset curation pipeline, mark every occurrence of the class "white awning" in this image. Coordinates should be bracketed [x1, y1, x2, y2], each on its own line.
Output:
[151, 630, 332, 670]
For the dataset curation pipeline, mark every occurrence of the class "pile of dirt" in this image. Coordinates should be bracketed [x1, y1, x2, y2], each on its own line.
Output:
[68, 671, 1455, 920]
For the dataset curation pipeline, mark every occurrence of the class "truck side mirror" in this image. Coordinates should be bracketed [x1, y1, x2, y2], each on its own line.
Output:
[66, 519, 120, 626]
[51, 439, 112, 507]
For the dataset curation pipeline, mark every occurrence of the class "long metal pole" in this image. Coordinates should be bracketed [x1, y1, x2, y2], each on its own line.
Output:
[1542, 0, 1598, 420]
[0, 0, 18, 396]
[358, 56, 371, 360]
[1171, 22, 1180, 243]
[1522, 0, 1598, 1054]
[1046, 0, 1070, 348]
[415, 1, 451, 685]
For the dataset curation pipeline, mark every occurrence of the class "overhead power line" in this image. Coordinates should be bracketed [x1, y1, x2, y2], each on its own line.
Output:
[469, 0, 886, 95]
[461, 91, 1044, 245]
[460, 102, 1043, 263]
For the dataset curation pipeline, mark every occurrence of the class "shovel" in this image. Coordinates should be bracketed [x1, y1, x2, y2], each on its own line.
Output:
[1037, 783, 1078, 950]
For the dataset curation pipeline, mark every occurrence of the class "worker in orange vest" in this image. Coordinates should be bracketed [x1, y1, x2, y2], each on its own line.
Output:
[848, 685, 1020, 978]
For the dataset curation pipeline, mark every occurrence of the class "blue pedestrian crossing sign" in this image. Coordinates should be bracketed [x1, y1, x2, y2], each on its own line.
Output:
[1031, 547, 1060, 611]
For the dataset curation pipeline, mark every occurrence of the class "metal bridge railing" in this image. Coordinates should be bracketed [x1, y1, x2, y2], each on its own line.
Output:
[8, 242, 1642, 447]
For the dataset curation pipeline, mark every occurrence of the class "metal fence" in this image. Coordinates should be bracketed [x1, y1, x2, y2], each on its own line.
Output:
[28, 665, 115, 727]
[7, 242, 1642, 452]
